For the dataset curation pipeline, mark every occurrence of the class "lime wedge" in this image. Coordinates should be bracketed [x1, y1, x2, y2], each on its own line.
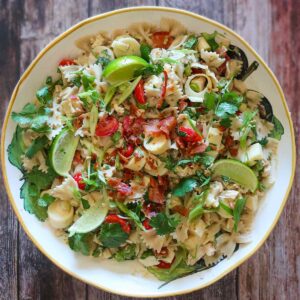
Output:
[212, 159, 258, 192]
[103, 55, 148, 85]
[50, 129, 79, 176]
[68, 200, 108, 236]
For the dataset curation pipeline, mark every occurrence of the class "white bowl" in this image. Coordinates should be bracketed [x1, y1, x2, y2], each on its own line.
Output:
[1, 7, 296, 298]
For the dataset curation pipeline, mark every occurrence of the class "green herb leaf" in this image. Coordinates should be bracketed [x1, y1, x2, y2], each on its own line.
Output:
[68, 233, 94, 256]
[36, 86, 53, 105]
[183, 35, 198, 49]
[135, 63, 163, 77]
[7, 126, 25, 170]
[116, 202, 144, 230]
[25, 136, 49, 158]
[233, 197, 247, 231]
[37, 193, 55, 208]
[11, 104, 51, 133]
[257, 137, 268, 147]
[114, 244, 136, 262]
[240, 110, 257, 149]
[96, 56, 111, 68]
[172, 178, 198, 197]
[202, 31, 219, 51]
[269, 116, 284, 140]
[140, 44, 152, 62]
[82, 74, 95, 91]
[99, 223, 129, 248]
[203, 92, 219, 110]
[220, 117, 232, 128]
[215, 102, 238, 119]
[149, 212, 180, 235]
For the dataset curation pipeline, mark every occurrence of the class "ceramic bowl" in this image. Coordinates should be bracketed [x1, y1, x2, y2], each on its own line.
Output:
[1, 7, 296, 298]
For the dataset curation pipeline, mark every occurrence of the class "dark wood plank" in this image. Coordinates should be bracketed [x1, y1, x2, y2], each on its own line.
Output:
[237, 0, 300, 299]
[0, 1, 22, 300]
[17, 1, 89, 299]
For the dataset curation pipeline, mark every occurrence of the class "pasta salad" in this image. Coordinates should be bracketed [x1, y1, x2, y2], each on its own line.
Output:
[8, 19, 284, 283]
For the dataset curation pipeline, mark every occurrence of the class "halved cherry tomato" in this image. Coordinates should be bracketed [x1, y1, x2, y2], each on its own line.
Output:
[178, 126, 202, 142]
[152, 32, 174, 49]
[59, 59, 76, 66]
[120, 144, 134, 157]
[157, 71, 168, 109]
[134, 79, 146, 104]
[105, 214, 131, 234]
[157, 260, 172, 269]
[73, 173, 86, 190]
[142, 219, 153, 230]
[95, 116, 119, 137]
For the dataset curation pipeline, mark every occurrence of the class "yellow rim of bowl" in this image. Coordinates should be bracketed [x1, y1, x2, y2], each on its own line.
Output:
[1, 6, 296, 298]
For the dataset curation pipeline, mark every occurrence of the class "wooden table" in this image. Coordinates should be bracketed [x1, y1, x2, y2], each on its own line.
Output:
[0, 1, 298, 299]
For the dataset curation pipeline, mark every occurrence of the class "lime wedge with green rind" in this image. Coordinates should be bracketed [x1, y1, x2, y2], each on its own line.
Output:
[212, 159, 258, 192]
[103, 55, 148, 85]
[50, 129, 79, 176]
[68, 199, 108, 236]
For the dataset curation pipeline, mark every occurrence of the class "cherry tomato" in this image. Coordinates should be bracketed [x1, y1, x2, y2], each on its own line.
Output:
[178, 126, 202, 142]
[142, 219, 153, 230]
[105, 214, 131, 234]
[95, 115, 119, 137]
[134, 79, 146, 104]
[157, 260, 172, 269]
[120, 144, 134, 157]
[73, 173, 86, 190]
[157, 71, 168, 109]
[152, 32, 174, 49]
[59, 59, 76, 66]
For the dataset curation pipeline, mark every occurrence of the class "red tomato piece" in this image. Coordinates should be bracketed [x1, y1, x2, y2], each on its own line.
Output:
[157, 260, 172, 269]
[142, 219, 153, 230]
[134, 79, 146, 104]
[73, 173, 86, 190]
[120, 144, 134, 158]
[105, 214, 131, 234]
[178, 126, 202, 142]
[59, 59, 76, 66]
[95, 115, 119, 137]
[152, 32, 174, 49]
[157, 71, 168, 109]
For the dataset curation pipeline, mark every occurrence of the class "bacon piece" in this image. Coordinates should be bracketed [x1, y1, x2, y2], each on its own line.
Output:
[144, 116, 177, 137]
[189, 143, 207, 155]
[108, 178, 132, 197]
[159, 116, 177, 137]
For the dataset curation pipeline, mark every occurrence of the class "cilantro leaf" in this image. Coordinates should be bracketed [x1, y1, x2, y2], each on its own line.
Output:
[82, 74, 95, 91]
[99, 223, 129, 248]
[112, 131, 121, 144]
[220, 117, 232, 128]
[36, 86, 53, 105]
[78, 89, 100, 106]
[116, 202, 144, 230]
[114, 244, 136, 262]
[140, 44, 152, 62]
[257, 137, 268, 147]
[37, 193, 55, 207]
[196, 172, 211, 187]
[135, 63, 163, 77]
[203, 92, 218, 110]
[183, 35, 198, 49]
[68, 233, 94, 256]
[194, 155, 214, 167]
[149, 212, 180, 235]
[162, 155, 177, 171]
[233, 197, 247, 231]
[23, 167, 57, 190]
[11, 104, 51, 133]
[96, 56, 110, 68]
[202, 31, 219, 51]
[25, 136, 49, 158]
[172, 178, 198, 197]
[269, 116, 284, 140]
[215, 102, 238, 119]
[7, 126, 25, 170]
[240, 110, 257, 149]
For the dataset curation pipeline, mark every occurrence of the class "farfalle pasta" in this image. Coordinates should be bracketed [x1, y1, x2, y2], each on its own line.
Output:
[8, 19, 284, 283]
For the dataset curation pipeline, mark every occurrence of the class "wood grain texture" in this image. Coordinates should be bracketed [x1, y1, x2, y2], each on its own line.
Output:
[0, 1, 298, 299]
